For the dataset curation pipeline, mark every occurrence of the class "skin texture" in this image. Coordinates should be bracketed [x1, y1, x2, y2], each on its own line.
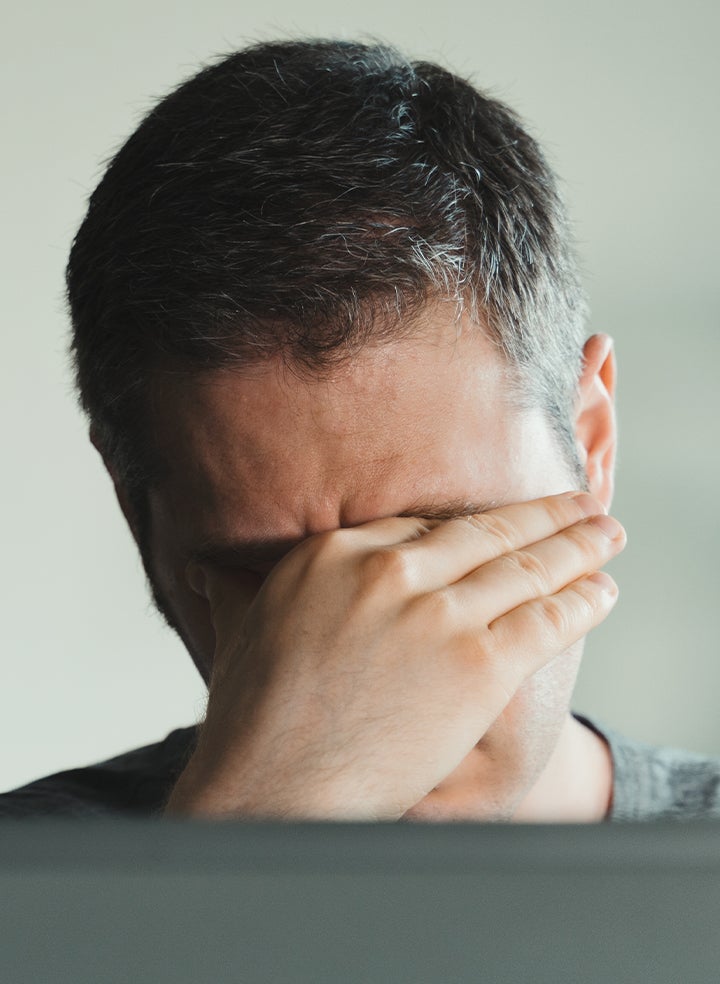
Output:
[107, 305, 621, 821]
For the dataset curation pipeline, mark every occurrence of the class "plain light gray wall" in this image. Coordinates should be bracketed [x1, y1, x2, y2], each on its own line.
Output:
[2, 0, 718, 791]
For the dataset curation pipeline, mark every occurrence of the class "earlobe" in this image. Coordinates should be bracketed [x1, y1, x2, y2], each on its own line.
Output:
[573, 334, 618, 509]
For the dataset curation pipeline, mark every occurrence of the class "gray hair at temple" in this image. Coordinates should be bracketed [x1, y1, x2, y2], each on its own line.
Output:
[66, 37, 590, 550]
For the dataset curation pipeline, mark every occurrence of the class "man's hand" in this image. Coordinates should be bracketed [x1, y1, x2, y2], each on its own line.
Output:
[164, 492, 626, 821]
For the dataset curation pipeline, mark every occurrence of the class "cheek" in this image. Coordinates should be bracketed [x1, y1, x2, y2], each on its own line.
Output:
[519, 644, 582, 718]
[158, 558, 267, 685]
[145, 502, 218, 678]
[485, 642, 583, 769]
[178, 580, 217, 666]
[402, 645, 583, 821]
[152, 556, 218, 681]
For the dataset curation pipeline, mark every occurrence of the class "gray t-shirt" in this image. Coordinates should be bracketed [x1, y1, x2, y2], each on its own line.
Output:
[1, 715, 719, 819]
[575, 714, 720, 821]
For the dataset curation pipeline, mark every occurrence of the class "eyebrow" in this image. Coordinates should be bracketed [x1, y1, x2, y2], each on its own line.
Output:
[187, 497, 502, 573]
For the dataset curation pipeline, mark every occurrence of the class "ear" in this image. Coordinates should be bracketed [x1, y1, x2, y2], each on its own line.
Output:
[573, 334, 618, 510]
[90, 425, 141, 545]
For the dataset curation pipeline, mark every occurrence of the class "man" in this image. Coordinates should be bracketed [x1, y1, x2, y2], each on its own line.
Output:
[2, 39, 718, 821]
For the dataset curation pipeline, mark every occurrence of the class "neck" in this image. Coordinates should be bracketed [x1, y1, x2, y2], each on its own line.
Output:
[512, 714, 614, 823]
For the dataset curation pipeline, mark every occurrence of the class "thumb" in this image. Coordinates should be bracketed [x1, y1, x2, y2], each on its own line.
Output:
[186, 562, 264, 630]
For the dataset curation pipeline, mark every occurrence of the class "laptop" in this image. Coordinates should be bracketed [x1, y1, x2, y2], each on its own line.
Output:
[1, 819, 718, 983]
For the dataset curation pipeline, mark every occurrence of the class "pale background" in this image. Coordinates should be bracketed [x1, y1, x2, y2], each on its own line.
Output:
[2, 0, 718, 791]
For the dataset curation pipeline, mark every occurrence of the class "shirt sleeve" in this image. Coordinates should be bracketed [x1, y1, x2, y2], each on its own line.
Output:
[574, 713, 720, 821]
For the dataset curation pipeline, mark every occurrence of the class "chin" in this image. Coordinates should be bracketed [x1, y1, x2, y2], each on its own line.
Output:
[399, 742, 539, 823]
[401, 643, 583, 823]
[400, 789, 517, 823]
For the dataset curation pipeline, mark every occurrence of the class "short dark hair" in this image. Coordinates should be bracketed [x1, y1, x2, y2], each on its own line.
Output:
[67, 38, 588, 547]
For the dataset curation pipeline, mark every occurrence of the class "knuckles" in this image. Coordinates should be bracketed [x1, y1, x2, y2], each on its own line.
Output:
[564, 520, 615, 555]
[356, 546, 418, 594]
[271, 530, 425, 609]
[498, 549, 552, 591]
[531, 581, 600, 639]
[533, 593, 573, 637]
[461, 512, 516, 552]
[405, 587, 458, 628]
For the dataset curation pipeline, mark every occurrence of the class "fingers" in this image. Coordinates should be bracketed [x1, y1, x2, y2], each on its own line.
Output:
[449, 511, 626, 620]
[481, 568, 620, 686]
[186, 491, 608, 615]
[384, 491, 608, 593]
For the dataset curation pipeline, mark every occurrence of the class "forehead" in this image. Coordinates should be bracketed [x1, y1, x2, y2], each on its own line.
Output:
[146, 315, 542, 554]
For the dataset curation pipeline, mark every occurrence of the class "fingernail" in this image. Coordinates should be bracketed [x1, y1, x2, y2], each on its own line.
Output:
[587, 571, 618, 594]
[589, 514, 624, 540]
[186, 562, 207, 599]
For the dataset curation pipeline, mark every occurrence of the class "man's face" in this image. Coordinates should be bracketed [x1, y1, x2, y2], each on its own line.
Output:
[141, 304, 593, 818]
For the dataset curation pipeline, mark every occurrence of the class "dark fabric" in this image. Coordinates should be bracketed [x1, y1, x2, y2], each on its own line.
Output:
[0, 727, 198, 817]
[2, 715, 720, 820]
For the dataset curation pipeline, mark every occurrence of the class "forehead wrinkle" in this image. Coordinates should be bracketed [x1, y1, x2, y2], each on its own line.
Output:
[189, 494, 504, 571]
